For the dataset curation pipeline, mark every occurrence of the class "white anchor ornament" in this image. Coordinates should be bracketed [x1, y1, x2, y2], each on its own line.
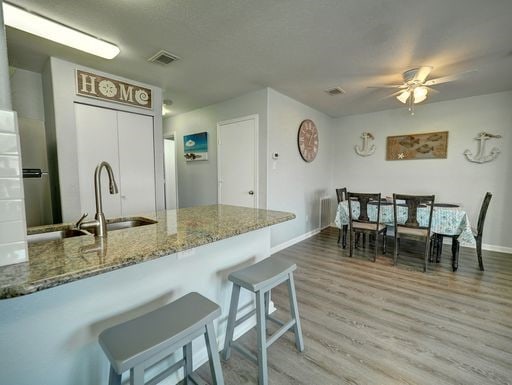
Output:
[355, 132, 376, 157]
[464, 132, 501, 164]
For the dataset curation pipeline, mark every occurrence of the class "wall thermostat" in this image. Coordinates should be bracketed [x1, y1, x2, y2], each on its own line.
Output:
[272, 152, 279, 160]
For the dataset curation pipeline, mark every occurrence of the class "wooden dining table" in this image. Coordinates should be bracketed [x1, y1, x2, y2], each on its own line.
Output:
[335, 200, 476, 269]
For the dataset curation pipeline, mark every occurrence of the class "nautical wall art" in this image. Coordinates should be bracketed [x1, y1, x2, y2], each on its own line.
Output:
[183, 132, 208, 161]
[355, 132, 376, 157]
[386, 131, 448, 160]
[464, 132, 501, 163]
[76, 70, 152, 109]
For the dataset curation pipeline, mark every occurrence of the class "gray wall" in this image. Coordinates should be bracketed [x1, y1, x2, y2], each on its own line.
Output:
[164, 89, 268, 209]
[43, 58, 164, 222]
[267, 88, 333, 247]
[331, 90, 512, 250]
[10, 68, 53, 226]
[10, 68, 45, 121]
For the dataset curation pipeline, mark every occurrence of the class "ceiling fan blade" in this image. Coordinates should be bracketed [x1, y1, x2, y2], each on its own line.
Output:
[413, 66, 433, 83]
[425, 70, 476, 86]
[387, 89, 406, 98]
[367, 84, 406, 89]
[425, 86, 439, 94]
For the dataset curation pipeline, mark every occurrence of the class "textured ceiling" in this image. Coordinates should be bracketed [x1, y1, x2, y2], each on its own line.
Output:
[5, 0, 512, 117]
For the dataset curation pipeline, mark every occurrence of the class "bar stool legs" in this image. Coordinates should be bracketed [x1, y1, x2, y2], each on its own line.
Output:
[222, 284, 240, 361]
[223, 257, 304, 385]
[255, 291, 268, 385]
[205, 322, 224, 385]
[108, 367, 121, 385]
[287, 274, 304, 351]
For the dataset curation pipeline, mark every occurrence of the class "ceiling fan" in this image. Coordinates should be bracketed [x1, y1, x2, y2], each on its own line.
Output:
[369, 66, 463, 114]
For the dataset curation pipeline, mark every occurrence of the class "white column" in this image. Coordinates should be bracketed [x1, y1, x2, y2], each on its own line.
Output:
[0, 0, 28, 266]
[0, 0, 12, 110]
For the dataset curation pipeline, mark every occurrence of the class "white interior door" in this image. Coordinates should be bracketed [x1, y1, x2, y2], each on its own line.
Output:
[117, 111, 156, 216]
[75, 103, 122, 218]
[218, 115, 258, 208]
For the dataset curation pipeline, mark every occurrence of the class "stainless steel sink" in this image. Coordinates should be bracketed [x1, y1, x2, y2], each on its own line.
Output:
[27, 229, 91, 244]
[106, 217, 157, 231]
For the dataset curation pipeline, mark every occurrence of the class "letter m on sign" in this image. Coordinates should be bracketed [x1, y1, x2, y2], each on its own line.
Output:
[120, 84, 134, 102]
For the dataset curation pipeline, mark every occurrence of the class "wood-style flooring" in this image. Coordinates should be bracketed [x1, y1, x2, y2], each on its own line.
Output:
[198, 227, 512, 385]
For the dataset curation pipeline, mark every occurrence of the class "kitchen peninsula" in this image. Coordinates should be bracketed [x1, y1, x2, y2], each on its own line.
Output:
[0, 204, 294, 385]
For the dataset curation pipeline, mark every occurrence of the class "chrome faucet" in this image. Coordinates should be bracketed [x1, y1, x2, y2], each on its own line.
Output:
[77, 161, 119, 237]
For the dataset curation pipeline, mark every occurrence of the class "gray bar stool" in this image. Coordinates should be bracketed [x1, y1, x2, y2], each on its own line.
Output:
[99, 292, 224, 385]
[222, 256, 304, 385]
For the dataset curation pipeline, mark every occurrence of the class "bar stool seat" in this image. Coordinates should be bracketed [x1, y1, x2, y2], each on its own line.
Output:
[99, 292, 224, 385]
[223, 256, 304, 385]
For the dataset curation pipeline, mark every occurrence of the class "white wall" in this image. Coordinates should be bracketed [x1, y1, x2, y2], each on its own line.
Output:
[164, 89, 268, 209]
[164, 139, 177, 209]
[10, 67, 53, 226]
[43, 58, 165, 222]
[10, 68, 45, 121]
[331, 91, 512, 250]
[267, 89, 333, 247]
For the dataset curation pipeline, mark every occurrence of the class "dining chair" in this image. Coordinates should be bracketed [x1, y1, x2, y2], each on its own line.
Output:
[393, 194, 435, 272]
[335, 187, 348, 248]
[347, 192, 387, 262]
[434, 192, 492, 271]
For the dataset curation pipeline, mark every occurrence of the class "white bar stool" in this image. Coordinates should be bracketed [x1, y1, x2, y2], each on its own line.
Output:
[222, 256, 304, 385]
[99, 292, 224, 385]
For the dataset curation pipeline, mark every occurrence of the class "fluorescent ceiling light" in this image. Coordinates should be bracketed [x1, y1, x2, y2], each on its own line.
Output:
[2, 2, 120, 59]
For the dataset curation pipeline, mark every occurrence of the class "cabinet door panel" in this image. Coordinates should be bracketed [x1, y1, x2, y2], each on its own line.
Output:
[117, 111, 156, 216]
[75, 104, 122, 218]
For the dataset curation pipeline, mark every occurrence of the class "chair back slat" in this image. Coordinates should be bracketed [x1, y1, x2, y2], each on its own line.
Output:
[336, 187, 347, 203]
[476, 192, 492, 238]
[348, 192, 381, 229]
[393, 194, 435, 232]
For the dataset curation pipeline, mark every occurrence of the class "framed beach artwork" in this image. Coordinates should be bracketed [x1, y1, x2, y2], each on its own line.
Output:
[183, 132, 208, 161]
[386, 131, 448, 160]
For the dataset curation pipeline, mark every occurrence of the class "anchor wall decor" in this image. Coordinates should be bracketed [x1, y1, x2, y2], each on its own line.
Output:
[355, 132, 376, 157]
[464, 132, 501, 164]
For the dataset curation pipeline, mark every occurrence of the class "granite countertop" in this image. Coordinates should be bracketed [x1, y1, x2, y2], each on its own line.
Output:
[0, 205, 295, 299]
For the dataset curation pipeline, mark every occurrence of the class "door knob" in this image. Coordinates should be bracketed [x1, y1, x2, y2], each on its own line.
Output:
[248, 190, 254, 195]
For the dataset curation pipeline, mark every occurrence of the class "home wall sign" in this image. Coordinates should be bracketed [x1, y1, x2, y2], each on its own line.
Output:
[76, 70, 152, 109]
[355, 132, 376, 157]
[386, 131, 448, 160]
[464, 132, 501, 163]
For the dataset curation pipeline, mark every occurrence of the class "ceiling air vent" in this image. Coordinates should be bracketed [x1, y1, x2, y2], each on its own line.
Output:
[325, 87, 346, 96]
[148, 50, 180, 65]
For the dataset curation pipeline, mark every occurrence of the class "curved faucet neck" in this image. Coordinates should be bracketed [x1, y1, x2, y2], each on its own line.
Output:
[93, 161, 118, 237]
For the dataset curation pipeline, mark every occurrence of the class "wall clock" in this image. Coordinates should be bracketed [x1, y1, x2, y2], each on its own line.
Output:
[297, 119, 319, 162]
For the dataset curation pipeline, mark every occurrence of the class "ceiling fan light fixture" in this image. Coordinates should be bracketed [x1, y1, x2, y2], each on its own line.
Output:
[2, 2, 120, 59]
[413, 86, 428, 103]
[396, 90, 410, 104]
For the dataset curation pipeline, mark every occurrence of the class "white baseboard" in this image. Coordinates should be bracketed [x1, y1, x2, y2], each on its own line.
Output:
[481, 243, 512, 254]
[440, 236, 512, 254]
[271, 227, 323, 254]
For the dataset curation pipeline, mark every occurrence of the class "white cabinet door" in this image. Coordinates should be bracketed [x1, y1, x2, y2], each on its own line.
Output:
[75, 104, 122, 218]
[117, 111, 156, 216]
